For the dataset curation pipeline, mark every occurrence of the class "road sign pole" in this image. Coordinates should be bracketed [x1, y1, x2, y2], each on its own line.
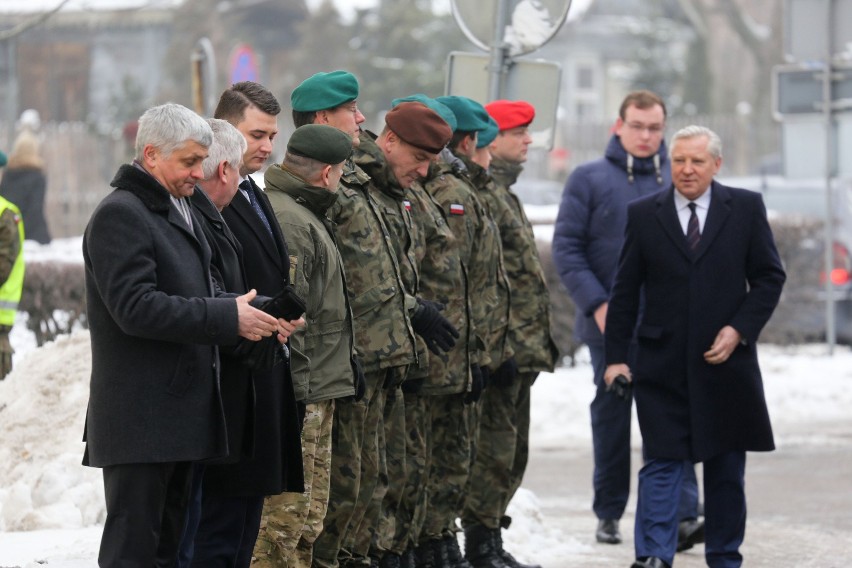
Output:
[823, 0, 836, 352]
[487, 0, 510, 101]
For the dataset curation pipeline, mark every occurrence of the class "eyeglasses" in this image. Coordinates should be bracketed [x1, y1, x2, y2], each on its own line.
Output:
[626, 122, 664, 135]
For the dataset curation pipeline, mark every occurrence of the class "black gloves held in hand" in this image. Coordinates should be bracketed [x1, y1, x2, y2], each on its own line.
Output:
[465, 364, 484, 404]
[351, 356, 366, 401]
[411, 299, 459, 355]
[491, 357, 519, 387]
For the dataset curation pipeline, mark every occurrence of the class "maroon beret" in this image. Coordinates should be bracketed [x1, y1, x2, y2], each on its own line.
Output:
[384, 101, 452, 154]
[485, 99, 536, 131]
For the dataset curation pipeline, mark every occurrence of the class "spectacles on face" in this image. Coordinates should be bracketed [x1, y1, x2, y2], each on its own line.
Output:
[626, 122, 664, 135]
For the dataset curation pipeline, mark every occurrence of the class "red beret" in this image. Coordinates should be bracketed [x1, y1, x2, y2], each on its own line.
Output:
[385, 101, 452, 154]
[485, 99, 536, 131]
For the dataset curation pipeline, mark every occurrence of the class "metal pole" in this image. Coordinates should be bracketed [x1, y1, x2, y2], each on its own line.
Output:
[823, 0, 836, 352]
[487, 0, 510, 101]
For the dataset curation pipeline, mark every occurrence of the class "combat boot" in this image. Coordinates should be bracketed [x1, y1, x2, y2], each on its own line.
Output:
[463, 525, 508, 568]
[494, 529, 541, 568]
[414, 541, 436, 568]
[400, 548, 417, 568]
[442, 535, 474, 568]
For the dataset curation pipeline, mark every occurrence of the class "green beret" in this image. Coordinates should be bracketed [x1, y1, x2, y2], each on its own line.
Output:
[435, 96, 491, 133]
[385, 102, 453, 154]
[391, 94, 458, 132]
[287, 124, 352, 165]
[291, 70, 359, 112]
[0, 150, 6, 168]
[476, 117, 499, 149]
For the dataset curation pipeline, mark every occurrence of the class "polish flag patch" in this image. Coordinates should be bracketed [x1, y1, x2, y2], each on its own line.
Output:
[449, 203, 465, 215]
[403, 199, 412, 211]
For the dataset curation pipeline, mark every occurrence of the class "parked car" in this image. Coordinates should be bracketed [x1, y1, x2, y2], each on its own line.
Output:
[720, 175, 852, 344]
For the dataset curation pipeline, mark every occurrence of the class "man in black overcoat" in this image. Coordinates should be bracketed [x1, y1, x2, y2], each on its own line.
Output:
[188, 82, 305, 567]
[604, 126, 786, 568]
[82, 103, 284, 567]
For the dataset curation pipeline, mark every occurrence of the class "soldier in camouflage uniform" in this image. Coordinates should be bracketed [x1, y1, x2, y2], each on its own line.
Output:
[460, 100, 560, 568]
[0, 192, 24, 380]
[285, 72, 416, 568]
[253, 125, 359, 568]
[345, 102, 456, 568]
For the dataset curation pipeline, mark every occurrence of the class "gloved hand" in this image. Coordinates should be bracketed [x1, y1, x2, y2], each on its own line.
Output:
[480, 365, 491, 390]
[490, 357, 519, 388]
[465, 364, 484, 404]
[411, 299, 459, 355]
[352, 356, 366, 401]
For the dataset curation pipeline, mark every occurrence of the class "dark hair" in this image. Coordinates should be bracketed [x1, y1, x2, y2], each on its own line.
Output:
[214, 81, 281, 123]
[619, 90, 667, 120]
[292, 109, 318, 128]
[449, 130, 475, 151]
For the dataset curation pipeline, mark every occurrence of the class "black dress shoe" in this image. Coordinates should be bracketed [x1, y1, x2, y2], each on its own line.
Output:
[596, 518, 622, 544]
[630, 557, 671, 568]
[676, 518, 705, 552]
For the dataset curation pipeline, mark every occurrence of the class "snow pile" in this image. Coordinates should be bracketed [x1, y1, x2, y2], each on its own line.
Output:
[0, 330, 102, 532]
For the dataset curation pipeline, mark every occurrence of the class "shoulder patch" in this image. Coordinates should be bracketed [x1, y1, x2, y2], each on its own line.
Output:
[449, 203, 465, 216]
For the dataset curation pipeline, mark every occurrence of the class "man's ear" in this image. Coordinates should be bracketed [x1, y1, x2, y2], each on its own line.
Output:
[320, 164, 333, 188]
[218, 161, 229, 183]
[142, 144, 158, 167]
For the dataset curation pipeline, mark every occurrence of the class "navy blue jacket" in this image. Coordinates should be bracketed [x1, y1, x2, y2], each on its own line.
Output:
[552, 134, 669, 345]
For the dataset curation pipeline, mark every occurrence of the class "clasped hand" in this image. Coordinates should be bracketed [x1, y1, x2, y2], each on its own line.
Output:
[236, 289, 305, 343]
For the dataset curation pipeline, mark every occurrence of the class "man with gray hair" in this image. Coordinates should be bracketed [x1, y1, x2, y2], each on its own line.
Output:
[604, 126, 786, 568]
[82, 103, 287, 567]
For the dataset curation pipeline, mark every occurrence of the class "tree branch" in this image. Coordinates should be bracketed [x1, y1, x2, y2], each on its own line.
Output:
[0, 0, 72, 42]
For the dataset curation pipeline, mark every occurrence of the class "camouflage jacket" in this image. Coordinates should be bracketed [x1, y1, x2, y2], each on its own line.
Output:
[405, 180, 472, 395]
[329, 157, 417, 373]
[458, 154, 515, 371]
[484, 158, 559, 373]
[423, 153, 498, 370]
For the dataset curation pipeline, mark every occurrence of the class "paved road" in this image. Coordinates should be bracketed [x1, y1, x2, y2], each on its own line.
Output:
[521, 428, 852, 567]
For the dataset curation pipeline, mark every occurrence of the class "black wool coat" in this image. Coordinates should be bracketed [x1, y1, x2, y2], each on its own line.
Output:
[605, 182, 786, 462]
[82, 164, 238, 467]
[206, 176, 304, 496]
[190, 188, 255, 464]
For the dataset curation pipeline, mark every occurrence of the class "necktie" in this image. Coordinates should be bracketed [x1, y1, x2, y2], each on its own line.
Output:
[687, 202, 700, 251]
[242, 179, 273, 236]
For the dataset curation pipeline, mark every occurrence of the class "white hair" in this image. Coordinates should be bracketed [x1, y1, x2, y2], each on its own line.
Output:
[670, 125, 722, 159]
[202, 118, 247, 179]
[134, 103, 212, 160]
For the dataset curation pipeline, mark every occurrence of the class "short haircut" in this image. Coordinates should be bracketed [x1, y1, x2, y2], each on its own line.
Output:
[449, 130, 475, 151]
[670, 125, 723, 159]
[134, 103, 212, 160]
[214, 81, 281, 124]
[282, 152, 334, 183]
[292, 109, 318, 128]
[619, 90, 667, 120]
[202, 118, 247, 180]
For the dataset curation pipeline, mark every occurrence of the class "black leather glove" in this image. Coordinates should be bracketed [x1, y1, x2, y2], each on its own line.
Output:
[352, 356, 366, 401]
[411, 299, 459, 355]
[490, 357, 519, 388]
[233, 285, 306, 371]
[465, 364, 484, 404]
[480, 364, 491, 390]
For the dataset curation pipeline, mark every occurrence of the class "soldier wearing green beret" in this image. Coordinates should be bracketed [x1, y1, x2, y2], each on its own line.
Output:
[288, 72, 422, 568]
[253, 124, 360, 568]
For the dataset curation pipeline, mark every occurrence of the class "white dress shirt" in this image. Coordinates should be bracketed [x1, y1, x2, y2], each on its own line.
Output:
[674, 186, 712, 235]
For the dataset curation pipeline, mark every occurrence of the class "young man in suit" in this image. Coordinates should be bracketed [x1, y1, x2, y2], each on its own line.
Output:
[185, 82, 306, 568]
[604, 126, 786, 568]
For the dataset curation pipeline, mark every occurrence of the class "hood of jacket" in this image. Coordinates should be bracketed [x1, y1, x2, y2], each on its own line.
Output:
[264, 164, 338, 218]
[605, 134, 668, 184]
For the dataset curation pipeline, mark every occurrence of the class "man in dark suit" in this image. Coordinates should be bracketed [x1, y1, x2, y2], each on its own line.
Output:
[82, 103, 284, 567]
[604, 126, 786, 568]
[187, 82, 306, 567]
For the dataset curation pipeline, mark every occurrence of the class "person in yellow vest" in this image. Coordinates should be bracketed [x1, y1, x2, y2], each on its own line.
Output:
[0, 194, 25, 380]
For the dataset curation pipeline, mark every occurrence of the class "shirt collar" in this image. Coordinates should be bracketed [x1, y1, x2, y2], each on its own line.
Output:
[674, 185, 712, 210]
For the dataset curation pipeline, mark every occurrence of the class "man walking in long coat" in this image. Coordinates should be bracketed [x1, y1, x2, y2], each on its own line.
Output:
[604, 126, 786, 568]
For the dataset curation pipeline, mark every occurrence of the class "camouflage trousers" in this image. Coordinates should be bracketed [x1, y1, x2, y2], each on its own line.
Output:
[313, 368, 403, 568]
[254, 399, 335, 568]
[341, 374, 405, 563]
[420, 392, 476, 542]
[386, 391, 430, 554]
[0, 328, 12, 380]
[462, 372, 534, 530]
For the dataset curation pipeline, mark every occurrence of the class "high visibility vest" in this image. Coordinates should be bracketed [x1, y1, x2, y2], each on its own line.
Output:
[0, 197, 25, 326]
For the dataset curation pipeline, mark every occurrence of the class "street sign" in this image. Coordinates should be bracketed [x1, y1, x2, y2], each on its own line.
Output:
[229, 44, 259, 85]
[445, 51, 561, 150]
[450, 0, 572, 56]
[772, 63, 852, 119]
